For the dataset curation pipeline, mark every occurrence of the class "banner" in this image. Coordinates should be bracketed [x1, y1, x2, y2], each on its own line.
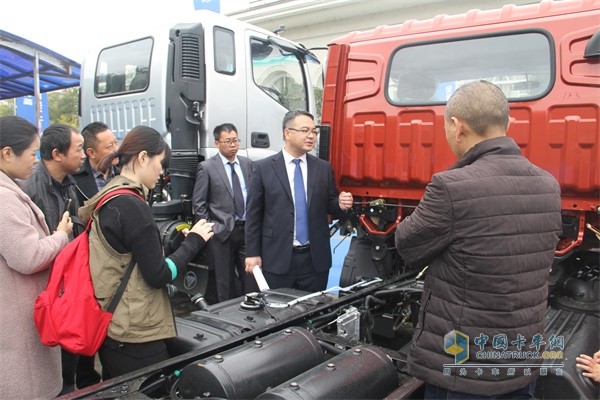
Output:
[193, 0, 220, 13]
[15, 94, 50, 131]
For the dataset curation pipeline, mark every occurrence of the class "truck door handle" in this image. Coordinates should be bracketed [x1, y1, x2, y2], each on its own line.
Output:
[251, 132, 270, 148]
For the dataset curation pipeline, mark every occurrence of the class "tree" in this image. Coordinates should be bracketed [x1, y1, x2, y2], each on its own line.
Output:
[48, 88, 79, 126]
[0, 99, 15, 117]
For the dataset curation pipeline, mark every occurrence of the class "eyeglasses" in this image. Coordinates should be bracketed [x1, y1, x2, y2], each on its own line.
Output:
[287, 127, 320, 135]
[219, 138, 241, 146]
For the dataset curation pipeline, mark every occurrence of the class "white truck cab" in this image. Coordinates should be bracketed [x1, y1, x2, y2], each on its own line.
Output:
[80, 10, 319, 198]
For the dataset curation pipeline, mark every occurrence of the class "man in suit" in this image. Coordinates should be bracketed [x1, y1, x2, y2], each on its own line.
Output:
[193, 123, 258, 301]
[72, 122, 119, 206]
[245, 110, 353, 292]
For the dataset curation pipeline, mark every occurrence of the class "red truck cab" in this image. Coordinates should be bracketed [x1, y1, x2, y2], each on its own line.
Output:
[322, 0, 599, 283]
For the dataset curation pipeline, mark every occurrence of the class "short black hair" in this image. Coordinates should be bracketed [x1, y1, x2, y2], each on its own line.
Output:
[282, 110, 314, 131]
[213, 123, 238, 141]
[81, 121, 110, 151]
[40, 124, 77, 160]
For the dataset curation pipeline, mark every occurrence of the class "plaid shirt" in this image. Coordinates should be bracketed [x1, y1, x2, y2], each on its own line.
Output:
[93, 166, 115, 191]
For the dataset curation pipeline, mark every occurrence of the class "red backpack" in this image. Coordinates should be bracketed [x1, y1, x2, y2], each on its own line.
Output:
[34, 188, 144, 356]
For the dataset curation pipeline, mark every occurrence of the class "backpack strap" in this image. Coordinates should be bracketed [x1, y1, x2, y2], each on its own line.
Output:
[90, 188, 146, 313]
[84, 188, 146, 232]
[95, 188, 145, 210]
[106, 259, 135, 314]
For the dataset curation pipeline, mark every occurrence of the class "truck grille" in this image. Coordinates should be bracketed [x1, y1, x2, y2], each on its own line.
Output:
[181, 36, 200, 80]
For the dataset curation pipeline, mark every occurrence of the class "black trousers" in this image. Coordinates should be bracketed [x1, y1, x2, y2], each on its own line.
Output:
[210, 224, 258, 301]
[98, 337, 170, 380]
[263, 248, 329, 292]
[59, 349, 101, 394]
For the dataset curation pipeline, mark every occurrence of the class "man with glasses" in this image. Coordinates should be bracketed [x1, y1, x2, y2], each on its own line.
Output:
[192, 123, 258, 301]
[245, 110, 353, 292]
[72, 122, 119, 206]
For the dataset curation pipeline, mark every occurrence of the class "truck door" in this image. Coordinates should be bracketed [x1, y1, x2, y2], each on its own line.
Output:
[245, 32, 313, 160]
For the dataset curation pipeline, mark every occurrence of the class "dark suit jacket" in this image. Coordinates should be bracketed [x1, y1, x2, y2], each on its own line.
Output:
[72, 159, 98, 206]
[245, 151, 345, 275]
[192, 154, 253, 242]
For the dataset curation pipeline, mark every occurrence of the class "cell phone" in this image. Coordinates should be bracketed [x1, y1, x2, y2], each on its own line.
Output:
[64, 198, 72, 214]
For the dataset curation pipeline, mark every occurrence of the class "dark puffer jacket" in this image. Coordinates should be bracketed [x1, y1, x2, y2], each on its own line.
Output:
[395, 136, 562, 396]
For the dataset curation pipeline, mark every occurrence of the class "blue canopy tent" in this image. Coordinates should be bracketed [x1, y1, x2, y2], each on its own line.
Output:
[0, 29, 80, 129]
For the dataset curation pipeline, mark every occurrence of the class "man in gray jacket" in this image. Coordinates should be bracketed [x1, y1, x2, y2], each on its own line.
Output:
[193, 123, 258, 301]
[395, 81, 562, 399]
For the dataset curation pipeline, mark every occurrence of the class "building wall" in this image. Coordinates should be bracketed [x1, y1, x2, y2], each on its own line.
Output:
[227, 0, 539, 49]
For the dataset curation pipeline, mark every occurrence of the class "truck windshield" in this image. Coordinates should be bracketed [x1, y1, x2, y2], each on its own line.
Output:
[251, 38, 308, 111]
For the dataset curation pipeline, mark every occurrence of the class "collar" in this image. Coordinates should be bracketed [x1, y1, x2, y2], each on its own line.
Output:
[92, 167, 104, 180]
[78, 174, 148, 224]
[218, 152, 238, 166]
[0, 169, 22, 192]
[105, 174, 149, 197]
[37, 161, 77, 189]
[91, 163, 115, 180]
[451, 136, 521, 170]
[282, 148, 307, 165]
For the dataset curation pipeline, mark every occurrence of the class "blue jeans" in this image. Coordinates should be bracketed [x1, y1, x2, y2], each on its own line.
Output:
[424, 381, 536, 400]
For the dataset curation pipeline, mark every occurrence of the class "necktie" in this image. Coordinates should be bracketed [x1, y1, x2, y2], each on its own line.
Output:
[228, 162, 245, 219]
[293, 159, 309, 245]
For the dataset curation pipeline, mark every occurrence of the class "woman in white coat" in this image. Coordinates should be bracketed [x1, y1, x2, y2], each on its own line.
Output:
[0, 116, 73, 399]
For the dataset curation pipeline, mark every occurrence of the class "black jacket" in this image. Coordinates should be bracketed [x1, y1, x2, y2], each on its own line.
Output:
[395, 136, 562, 396]
[72, 158, 118, 206]
[21, 162, 84, 238]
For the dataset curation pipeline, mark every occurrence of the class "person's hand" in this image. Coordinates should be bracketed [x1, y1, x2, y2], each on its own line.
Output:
[593, 350, 600, 363]
[339, 191, 353, 211]
[576, 352, 600, 383]
[189, 219, 214, 242]
[245, 256, 262, 274]
[56, 211, 73, 236]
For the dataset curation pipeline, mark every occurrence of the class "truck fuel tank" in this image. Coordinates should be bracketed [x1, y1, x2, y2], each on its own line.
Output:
[174, 327, 324, 399]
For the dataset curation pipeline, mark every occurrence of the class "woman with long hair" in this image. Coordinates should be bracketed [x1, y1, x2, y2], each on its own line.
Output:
[79, 125, 213, 378]
[0, 116, 73, 399]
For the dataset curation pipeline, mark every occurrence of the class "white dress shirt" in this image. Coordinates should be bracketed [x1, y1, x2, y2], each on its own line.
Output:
[282, 148, 308, 246]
